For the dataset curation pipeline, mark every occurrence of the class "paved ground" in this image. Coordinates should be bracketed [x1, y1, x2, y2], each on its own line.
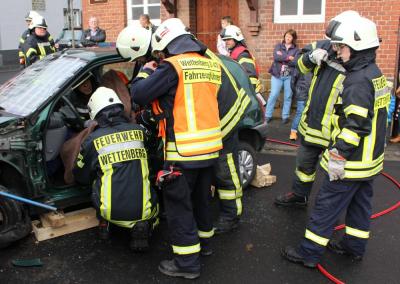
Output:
[0, 151, 399, 284]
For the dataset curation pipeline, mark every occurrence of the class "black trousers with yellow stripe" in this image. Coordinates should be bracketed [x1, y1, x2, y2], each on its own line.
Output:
[215, 133, 242, 219]
[298, 174, 373, 263]
[163, 166, 214, 271]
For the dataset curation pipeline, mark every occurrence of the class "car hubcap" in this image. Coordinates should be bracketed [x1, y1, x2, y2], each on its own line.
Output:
[238, 149, 254, 185]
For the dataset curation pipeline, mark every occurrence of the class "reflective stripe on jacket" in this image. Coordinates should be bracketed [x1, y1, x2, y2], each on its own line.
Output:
[22, 32, 56, 66]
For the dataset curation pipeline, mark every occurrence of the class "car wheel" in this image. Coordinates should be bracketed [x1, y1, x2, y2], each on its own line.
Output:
[238, 142, 257, 189]
[0, 186, 31, 249]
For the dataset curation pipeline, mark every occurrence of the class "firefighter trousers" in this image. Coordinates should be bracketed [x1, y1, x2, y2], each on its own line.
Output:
[215, 133, 242, 219]
[292, 137, 324, 198]
[299, 174, 374, 263]
[163, 166, 214, 271]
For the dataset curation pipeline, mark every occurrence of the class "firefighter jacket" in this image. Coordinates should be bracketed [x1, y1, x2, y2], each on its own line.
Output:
[229, 44, 262, 93]
[18, 29, 31, 65]
[320, 48, 389, 180]
[131, 52, 222, 169]
[297, 40, 346, 148]
[73, 110, 157, 228]
[22, 32, 56, 66]
[205, 49, 251, 140]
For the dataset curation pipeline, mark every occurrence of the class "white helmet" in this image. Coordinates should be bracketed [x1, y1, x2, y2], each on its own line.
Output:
[220, 25, 244, 41]
[116, 26, 152, 62]
[25, 10, 40, 21]
[151, 18, 190, 53]
[88, 87, 123, 120]
[327, 11, 379, 51]
[29, 15, 48, 30]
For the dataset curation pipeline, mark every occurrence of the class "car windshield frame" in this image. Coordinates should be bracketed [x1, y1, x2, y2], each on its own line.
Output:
[0, 55, 88, 117]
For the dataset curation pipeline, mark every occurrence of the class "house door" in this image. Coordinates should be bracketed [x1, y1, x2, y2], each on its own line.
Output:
[195, 0, 238, 52]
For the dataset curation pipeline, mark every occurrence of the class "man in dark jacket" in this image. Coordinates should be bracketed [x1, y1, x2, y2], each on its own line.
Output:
[282, 11, 388, 269]
[73, 87, 158, 252]
[18, 11, 40, 67]
[80, 17, 106, 47]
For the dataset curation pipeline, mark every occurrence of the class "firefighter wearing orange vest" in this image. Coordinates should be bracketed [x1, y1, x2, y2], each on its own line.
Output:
[130, 18, 222, 279]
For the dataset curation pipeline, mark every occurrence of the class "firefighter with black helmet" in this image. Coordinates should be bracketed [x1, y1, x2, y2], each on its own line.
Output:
[73, 87, 158, 252]
[22, 15, 56, 66]
[282, 11, 389, 268]
[18, 11, 40, 67]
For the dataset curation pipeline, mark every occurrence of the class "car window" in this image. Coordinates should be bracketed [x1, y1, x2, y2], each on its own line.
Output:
[100, 62, 135, 82]
[0, 55, 87, 117]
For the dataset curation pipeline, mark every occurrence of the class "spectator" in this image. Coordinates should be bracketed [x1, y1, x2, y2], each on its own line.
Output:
[80, 17, 106, 47]
[22, 15, 56, 66]
[139, 14, 157, 34]
[289, 63, 312, 141]
[265, 29, 299, 124]
[217, 16, 233, 56]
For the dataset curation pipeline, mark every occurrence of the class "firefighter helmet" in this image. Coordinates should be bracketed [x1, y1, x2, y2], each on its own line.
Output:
[25, 11, 40, 21]
[151, 18, 191, 53]
[220, 25, 244, 42]
[29, 15, 48, 30]
[88, 87, 123, 120]
[116, 26, 152, 62]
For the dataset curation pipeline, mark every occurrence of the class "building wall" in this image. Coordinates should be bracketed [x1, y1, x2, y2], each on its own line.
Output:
[81, 0, 126, 41]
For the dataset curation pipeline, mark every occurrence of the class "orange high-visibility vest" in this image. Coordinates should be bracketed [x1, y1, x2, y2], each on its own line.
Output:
[152, 53, 223, 158]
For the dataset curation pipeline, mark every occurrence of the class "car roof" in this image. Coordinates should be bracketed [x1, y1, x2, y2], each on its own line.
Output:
[60, 47, 121, 62]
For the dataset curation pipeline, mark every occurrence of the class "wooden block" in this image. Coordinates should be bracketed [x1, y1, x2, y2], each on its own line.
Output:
[32, 208, 99, 242]
[265, 175, 277, 184]
[259, 163, 271, 175]
[40, 211, 65, 228]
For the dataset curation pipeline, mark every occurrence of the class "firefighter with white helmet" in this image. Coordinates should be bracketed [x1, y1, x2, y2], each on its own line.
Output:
[73, 87, 158, 252]
[21, 15, 56, 66]
[283, 12, 388, 268]
[18, 11, 41, 67]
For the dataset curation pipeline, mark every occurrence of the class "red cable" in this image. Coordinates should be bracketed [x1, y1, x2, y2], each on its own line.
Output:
[266, 138, 400, 284]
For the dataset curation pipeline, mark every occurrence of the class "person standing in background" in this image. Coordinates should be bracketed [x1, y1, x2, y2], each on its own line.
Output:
[265, 29, 299, 124]
[81, 17, 106, 47]
[139, 14, 157, 34]
[217, 16, 233, 56]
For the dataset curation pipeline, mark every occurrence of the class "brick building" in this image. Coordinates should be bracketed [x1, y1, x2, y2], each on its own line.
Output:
[83, 0, 400, 88]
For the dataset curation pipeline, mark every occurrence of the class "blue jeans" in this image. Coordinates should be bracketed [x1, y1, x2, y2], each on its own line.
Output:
[290, 100, 305, 131]
[265, 75, 293, 119]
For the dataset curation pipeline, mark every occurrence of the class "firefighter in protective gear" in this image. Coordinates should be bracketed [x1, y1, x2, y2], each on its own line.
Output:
[18, 11, 41, 67]
[274, 12, 357, 208]
[22, 15, 56, 67]
[220, 25, 262, 94]
[73, 87, 158, 252]
[131, 18, 223, 279]
[283, 12, 388, 268]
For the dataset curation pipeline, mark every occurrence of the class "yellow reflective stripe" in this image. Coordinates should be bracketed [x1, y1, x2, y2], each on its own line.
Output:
[236, 198, 243, 215]
[20, 37, 25, 44]
[76, 153, 85, 168]
[175, 127, 222, 140]
[238, 57, 255, 66]
[295, 168, 316, 183]
[141, 159, 152, 220]
[250, 77, 259, 84]
[311, 41, 317, 49]
[305, 229, 329, 246]
[338, 128, 360, 146]
[298, 54, 312, 74]
[172, 243, 201, 255]
[345, 226, 370, 239]
[331, 114, 341, 143]
[198, 229, 214, 238]
[38, 45, 46, 57]
[363, 112, 377, 161]
[221, 94, 251, 138]
[321, 74, 345, 138]
[18, 51, 24, 57]
[100, 164, 113, 220]
[304, 135, 330, 147]
[166, 142, 219, 161]
[227, 153, 241, 192]
[184, 84, 197, 131]
[344, 104, 369, 118]
[137, 72, 149, 79]
[176, 138, 222, 152]
[26, 48, 37, 58]
[218, 190, 237, 200]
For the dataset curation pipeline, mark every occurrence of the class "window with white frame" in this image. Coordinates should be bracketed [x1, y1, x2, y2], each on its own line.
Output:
[127, 0, 161, 26]
[274, 0, 325, 23]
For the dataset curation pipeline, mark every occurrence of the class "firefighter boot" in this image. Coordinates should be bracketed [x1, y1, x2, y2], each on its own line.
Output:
[214, 217, 240, 234]
[327, 240, 363, 261]
[281, 246, 318, 268]
[98, 219, 110, 240]
[130, 220, 151, 252]
[200, 239, 213, 256]
[158, 259, 200, 279]
[274, 192, 308, 207]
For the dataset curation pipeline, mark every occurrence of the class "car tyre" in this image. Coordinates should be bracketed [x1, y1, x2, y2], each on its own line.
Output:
[237, 142, 257, 189]
[0, 186, 31, 249]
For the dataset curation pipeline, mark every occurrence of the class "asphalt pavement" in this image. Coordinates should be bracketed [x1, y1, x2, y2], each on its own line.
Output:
[0, 151, 399, 284]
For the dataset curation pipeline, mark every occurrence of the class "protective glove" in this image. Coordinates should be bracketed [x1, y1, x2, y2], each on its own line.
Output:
[309, 48, 328, 66]
[328, 148, 346, 181]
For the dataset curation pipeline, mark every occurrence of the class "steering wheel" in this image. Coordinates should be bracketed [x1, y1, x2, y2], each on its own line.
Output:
[61, 95, 86, 130]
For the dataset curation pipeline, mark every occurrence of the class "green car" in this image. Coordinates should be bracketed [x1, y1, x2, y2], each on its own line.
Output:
[0, 48, 267, 247]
